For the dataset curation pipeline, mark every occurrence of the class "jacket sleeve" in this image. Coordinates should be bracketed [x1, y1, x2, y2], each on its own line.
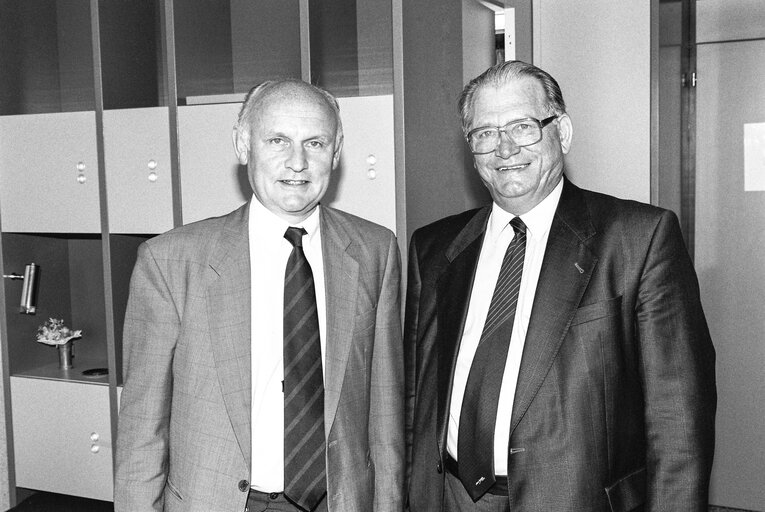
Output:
[636, 210, 717, 511]
[371, 232, 406, 511]
[113, 242, 179, 511]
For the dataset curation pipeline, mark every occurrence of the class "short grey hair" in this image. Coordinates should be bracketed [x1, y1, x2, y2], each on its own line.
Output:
[235, 79, 343, 144]
[458, 60, 566, 135]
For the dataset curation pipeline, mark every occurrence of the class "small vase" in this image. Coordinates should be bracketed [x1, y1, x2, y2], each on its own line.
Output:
[58, 341, 74, 369]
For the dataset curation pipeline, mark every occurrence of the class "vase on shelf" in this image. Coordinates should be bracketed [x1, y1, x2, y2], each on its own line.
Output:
[58, 341, 74, 369]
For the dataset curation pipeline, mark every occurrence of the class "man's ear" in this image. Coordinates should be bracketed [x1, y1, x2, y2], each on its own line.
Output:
[331, 136, 344, 170]
[233, 127, 249, 165]
[557, 114, 573, 155]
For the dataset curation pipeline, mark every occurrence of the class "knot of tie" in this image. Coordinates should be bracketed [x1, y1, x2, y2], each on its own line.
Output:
[510, 216, 526, 236]
[284, 226, 307, 248]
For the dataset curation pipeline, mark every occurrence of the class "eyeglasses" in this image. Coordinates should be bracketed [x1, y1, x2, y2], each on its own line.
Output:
[466, 115, 558, 155]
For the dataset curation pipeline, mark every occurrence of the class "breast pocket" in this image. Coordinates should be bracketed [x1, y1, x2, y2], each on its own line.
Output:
[570, 296, 622, 327]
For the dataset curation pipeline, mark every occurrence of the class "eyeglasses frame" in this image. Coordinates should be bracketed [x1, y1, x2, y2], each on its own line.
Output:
[466, 115, 559, 155]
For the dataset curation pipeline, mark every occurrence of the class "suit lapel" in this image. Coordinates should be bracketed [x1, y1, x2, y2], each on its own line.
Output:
[206, 203, 252, 468]
[436, 207, 491, 451]
[509, 180, 598, 433]
[320, 208, 359, 438]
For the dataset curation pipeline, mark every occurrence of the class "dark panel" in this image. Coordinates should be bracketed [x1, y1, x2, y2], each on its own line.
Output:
[67, 237, 107, 365]
[230, 0, 301, 91]
[0, 1, 62, 114]
[108, 234, 150, 385]
[309, 0, 359, 96]
[56, 0, 96, 112]
[174, 0, 233, 100]
[99, 0, 161, 109]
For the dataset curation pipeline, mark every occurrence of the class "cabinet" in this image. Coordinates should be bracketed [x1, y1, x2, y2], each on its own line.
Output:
[0, 0, 486, 508]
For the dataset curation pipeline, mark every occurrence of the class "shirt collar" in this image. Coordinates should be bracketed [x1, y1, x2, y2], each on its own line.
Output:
[249, 196, 322, 243]
[487, 178, 563, 241]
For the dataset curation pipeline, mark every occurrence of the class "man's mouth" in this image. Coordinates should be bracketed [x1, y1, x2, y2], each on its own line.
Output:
[280, 179, 309, 185]
[496, 163, 529, 172]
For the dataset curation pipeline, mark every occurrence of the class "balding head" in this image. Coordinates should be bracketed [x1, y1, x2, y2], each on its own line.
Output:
[235, 79, 343, 148]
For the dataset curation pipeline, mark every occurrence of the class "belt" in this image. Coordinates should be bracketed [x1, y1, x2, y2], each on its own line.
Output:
[444, 454, 508, 496]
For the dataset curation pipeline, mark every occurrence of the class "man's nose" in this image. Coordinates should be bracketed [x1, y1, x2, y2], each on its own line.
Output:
[495, 131, 521, 158]
[286, 144, 308, 172]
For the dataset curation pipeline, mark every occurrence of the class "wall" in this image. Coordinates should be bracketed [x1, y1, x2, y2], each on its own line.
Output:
[532, 0, 652, 203]
[694, 2, 765, 509]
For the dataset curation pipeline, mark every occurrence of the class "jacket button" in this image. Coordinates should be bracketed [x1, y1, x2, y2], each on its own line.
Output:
[436, 463, 443, 474]
[238, 480, 250, 492]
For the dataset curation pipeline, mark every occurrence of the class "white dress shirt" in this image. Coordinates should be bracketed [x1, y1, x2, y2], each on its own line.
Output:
[447, 179, 563, 476]
[248, 199, 327, 492]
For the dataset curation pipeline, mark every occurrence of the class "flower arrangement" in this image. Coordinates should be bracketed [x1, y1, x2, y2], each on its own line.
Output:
[36, 318, 82, 346]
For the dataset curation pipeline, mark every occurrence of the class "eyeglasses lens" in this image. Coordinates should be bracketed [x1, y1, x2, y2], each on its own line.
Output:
[469, 120, 542, 154]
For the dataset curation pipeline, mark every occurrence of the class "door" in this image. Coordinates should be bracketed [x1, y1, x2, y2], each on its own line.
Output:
[0, 112, 100, 233]
[695, 1, 765, 509]
[11, 377, 114, 501]
[103, 107, 174, 234]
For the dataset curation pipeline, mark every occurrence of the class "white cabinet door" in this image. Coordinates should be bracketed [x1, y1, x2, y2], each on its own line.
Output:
[0, 112, 100, 233]
[11, 377, 114, 501]
[178, 103, 249, 225]
[328, 95, 396, 233]
[103, 107, 174, 234]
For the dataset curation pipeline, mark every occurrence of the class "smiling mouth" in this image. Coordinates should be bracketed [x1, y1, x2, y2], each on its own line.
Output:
[496, 163, 529, 172]
[280, 179, 309, 185]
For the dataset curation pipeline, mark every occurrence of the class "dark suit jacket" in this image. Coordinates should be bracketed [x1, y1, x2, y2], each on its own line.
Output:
[404, 179, 716, 512]
[115, 201, 404, 512]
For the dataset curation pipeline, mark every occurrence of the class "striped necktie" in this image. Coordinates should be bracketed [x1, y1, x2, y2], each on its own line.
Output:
[457, 216, 527, 501]
[283, 226, 326, 511]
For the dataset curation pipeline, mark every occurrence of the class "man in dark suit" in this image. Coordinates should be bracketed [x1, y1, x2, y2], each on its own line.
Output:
[404, 60, 716, 511]
[115, 80, 404, 511]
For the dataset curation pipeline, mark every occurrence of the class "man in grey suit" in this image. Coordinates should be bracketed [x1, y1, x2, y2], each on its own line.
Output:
[405, 61, 716, 511]
[115, 79, 404, 512]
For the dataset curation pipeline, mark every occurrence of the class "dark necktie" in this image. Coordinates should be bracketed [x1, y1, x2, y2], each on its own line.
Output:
[457, 216, 527, 501]
[283, 227, 326, 511]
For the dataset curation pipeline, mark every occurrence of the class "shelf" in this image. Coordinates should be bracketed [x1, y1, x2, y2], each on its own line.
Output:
[12, 359, 110, 386]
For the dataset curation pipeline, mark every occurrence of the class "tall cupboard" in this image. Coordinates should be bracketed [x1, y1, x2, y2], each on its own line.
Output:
[0, 0, 490, 506]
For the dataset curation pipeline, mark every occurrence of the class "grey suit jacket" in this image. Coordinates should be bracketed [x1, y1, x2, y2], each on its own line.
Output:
[405, 179, 716, 511]
[115, 201, 404, 512]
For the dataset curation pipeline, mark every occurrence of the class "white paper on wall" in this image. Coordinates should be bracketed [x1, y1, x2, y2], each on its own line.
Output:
[744, 122, 765, 191]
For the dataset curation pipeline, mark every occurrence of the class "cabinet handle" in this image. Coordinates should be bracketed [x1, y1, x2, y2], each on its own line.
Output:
[90, 431, 100, 442]
[90, 444, 100, 453]
[148, 159, 158, 182]
[76, 162, 86, 184]
[366, 154, 377, 180]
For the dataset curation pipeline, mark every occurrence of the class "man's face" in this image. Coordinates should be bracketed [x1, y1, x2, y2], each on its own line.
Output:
[468, 77, 572, 215]
[238, 89, 341, 223]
